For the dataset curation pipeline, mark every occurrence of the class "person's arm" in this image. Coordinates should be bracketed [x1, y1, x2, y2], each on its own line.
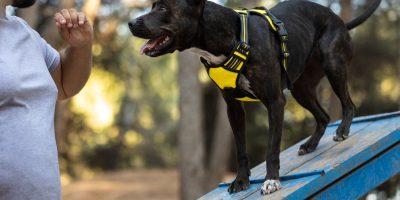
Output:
[52, 9, 93, 100]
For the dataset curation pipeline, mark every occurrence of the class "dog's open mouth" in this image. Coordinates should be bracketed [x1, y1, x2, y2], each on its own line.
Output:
[140, 35, 173, 57]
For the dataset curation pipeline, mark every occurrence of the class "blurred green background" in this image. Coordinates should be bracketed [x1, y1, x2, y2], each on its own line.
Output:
[10, 0, 399, 199]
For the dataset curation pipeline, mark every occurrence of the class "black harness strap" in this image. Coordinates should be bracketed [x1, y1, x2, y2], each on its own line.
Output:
[249, 7, 292, 90]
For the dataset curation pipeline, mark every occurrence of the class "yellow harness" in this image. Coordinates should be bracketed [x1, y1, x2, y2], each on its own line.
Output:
[201, 8, 291, 102]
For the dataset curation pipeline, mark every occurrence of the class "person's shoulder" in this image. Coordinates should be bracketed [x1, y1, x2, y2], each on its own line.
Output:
[8, 15, 43, 40]
[7, 15, 31, 28]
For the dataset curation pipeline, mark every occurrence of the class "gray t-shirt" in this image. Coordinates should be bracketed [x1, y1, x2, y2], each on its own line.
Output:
[0, 15, 61, 200]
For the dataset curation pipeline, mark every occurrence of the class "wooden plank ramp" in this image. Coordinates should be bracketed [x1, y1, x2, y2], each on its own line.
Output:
[200, 111, 400, 200]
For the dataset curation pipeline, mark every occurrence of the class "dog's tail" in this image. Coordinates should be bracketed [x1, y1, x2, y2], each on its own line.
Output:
[346, 0, 381, 30]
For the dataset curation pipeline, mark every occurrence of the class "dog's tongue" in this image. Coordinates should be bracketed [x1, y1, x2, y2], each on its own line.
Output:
[140, 36, 165, 55]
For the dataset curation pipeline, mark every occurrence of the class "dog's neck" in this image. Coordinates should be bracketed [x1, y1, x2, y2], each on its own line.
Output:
[190, 1, 241, 63]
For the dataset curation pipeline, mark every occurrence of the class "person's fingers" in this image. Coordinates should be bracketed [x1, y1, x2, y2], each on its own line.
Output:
[54, 13, 69, 40]
[61, 9, 72, 28]
[69, 9, 79, 28]
[78, 12, 86, 26]
[54, 12, 66, 28]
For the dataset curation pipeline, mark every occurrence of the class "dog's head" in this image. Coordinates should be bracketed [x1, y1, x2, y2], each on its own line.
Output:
[129, 0, 206, 57]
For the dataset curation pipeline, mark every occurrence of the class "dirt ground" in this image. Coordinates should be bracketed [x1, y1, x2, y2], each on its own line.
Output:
[62, 170, 179, 200]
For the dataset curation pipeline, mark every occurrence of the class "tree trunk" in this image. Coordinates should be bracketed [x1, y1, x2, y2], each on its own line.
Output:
[205, 94, 232, 191]
[340, 0, 352, 22]
[178, 51, 206, 200]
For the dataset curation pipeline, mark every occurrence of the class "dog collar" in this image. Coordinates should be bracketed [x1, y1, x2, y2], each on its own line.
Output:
[201, 7, 291, 102]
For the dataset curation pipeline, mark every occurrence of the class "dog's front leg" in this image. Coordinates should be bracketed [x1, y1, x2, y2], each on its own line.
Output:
[223, 96, 250, 193]
[260, 94, 286, 195]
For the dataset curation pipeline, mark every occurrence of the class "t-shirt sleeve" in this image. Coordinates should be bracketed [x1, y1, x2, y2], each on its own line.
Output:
[37, 38, 61, 72]
[14, 16, 61, 72]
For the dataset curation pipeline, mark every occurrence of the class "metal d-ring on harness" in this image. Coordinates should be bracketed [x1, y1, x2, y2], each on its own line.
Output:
[201, 7, 291, 102]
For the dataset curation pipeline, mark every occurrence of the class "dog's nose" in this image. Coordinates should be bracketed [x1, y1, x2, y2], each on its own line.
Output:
[128, 21, 135, 30]
[128, 18, 142, 31]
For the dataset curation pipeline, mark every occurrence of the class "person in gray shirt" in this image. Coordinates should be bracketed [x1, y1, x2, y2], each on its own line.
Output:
[0, 0, 93, 199]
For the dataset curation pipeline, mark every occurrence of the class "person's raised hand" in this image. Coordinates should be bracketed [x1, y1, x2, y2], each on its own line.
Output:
[54, 9, 93, 48]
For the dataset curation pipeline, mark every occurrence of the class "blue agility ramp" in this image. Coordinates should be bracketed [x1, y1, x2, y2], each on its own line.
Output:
[200, 111, 400, 200]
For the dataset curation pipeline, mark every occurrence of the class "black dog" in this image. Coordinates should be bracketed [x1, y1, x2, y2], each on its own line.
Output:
[129, 0, 381, 195]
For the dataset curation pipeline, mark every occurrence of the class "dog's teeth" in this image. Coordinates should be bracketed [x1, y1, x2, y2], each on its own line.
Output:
[156, 36, 169, 48]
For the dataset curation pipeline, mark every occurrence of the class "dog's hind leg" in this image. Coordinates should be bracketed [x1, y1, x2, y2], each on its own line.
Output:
[291, 60, 330, 155]
[223, 96, 250, 193]
[320, 26, 356, 141]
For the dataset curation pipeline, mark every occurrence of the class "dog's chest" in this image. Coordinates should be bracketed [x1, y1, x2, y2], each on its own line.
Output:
[188, 48, 256, 97]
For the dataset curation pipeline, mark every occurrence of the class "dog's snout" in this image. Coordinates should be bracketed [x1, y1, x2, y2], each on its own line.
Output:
[128, 18, 143, 30]
[128, 21, 135, 30]
[128, 18, 149, 37]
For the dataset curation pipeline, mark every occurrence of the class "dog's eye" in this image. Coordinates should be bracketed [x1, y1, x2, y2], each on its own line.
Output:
[158, 6, 167, 12]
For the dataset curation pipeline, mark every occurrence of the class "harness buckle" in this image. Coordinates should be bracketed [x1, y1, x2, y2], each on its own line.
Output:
[239, 41, 250, 51]
[283, 52, 290, 58]
[276, 23, 288, 38]
[281, 35, 288, 42]
[236, 9, 248, 15]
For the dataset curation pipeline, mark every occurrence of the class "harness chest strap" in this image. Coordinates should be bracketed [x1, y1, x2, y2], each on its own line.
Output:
[201, 41, 257, 101]
[201, 8, 291, 102]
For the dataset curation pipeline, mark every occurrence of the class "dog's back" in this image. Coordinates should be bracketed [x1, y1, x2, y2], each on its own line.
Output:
[268, 0, 347, 81]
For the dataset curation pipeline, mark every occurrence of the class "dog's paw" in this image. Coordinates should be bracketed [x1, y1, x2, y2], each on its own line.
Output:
[333, 127, 350, 142]
[228, 177, 250, 193]
[333, 134, 348, 142]
[298, 143, 317, 155]
[260, 179, 281, 195]
[298, 148, 310, 156]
